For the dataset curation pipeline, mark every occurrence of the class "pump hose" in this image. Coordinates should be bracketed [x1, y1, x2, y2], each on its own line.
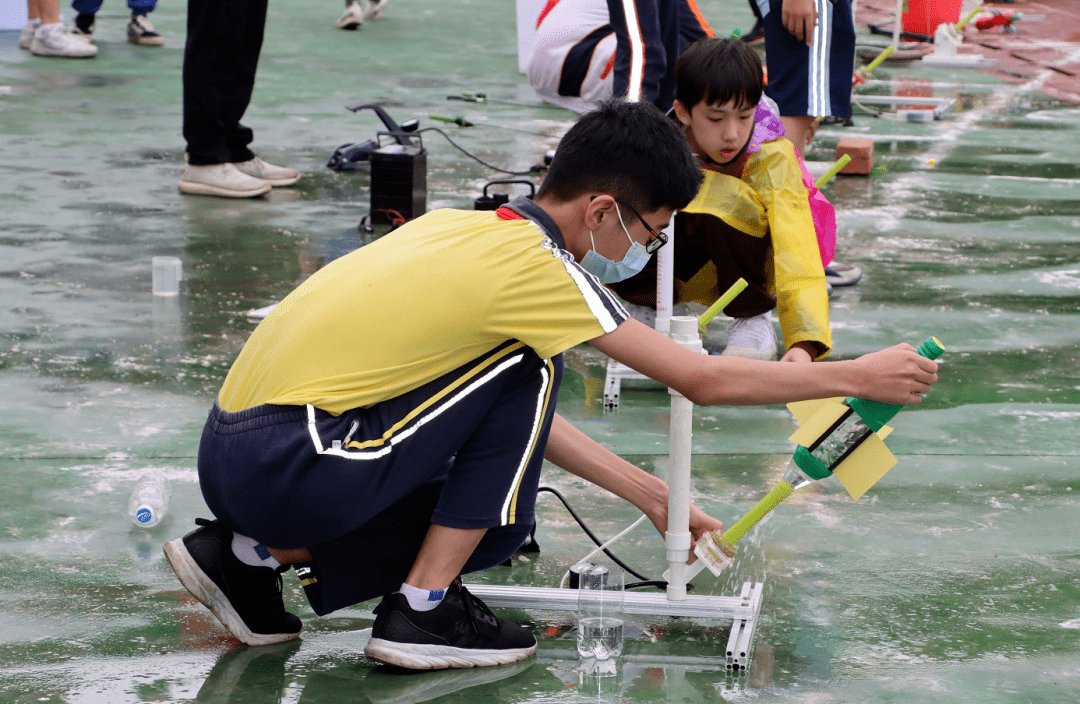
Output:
[721, 479, 795, 546]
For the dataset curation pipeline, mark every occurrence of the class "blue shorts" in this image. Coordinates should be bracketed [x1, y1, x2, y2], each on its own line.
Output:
[198, 340, 563, 613]
[761, 0, 855, 118]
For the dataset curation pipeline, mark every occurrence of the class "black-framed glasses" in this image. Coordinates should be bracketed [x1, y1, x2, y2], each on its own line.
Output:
[614, 198, 668, 254]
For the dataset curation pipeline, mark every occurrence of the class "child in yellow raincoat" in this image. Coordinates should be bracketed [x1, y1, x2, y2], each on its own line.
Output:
[612, 37, 833, 362]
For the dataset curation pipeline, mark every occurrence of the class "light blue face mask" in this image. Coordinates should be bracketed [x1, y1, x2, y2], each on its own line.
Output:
[579, 204, 652, 284]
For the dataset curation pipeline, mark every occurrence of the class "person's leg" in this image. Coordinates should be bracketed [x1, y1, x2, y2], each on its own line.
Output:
[763, 0, 809, 154]
[71, 0, 101, 36]
[180, 0, 273, 196]
[183, 0, 266, 165]
[127, 0, 163, 45]
[336, 0, 364, 30]
[780, 115, 816, 156]
[606, 0, 670, 108]
[31, 0, 99, 56]
[36, 0, 60, 24]
[20, 0, 44, 48]
[364, 349, 562, 669]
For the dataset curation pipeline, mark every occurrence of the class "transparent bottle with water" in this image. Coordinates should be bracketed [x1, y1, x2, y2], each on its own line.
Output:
[128, 473, 172, 528]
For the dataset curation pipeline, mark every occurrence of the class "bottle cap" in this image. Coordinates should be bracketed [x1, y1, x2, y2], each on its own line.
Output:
[135, 506, 155, 524]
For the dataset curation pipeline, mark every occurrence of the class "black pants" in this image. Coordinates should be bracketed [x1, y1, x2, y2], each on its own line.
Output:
[182, 0, 267, 165]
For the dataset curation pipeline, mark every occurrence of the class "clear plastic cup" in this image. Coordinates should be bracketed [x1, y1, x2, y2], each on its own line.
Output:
[576, 563, 625, 660]
[152, 256, 182, 296]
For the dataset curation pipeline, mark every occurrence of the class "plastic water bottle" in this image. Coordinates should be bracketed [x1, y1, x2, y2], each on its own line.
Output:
[128, 473, 172, 528]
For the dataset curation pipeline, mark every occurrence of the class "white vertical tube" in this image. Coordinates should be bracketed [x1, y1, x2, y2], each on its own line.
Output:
[664, 316, 701, 601]
[655, 219, 675, 335]
[893, 0, 903, 48]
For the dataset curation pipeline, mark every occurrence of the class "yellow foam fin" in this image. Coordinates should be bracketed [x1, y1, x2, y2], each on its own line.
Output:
[831, 433, 898, 501]
[787, 397, 846, 425]
[787, 400, 848, 446]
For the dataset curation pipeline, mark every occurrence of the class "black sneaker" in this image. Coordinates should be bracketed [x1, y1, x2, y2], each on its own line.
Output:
[164, 518, 303, 646]
[73, 12, 95, 38]
[364, 581, 537, 670]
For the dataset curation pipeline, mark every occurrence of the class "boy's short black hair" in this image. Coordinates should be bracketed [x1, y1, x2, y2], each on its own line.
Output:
[537, 99, 702, 214]
[675, 37, 763, 113]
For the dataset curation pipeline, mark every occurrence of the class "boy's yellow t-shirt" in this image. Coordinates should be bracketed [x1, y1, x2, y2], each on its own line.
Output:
[218, 205, 628, 415]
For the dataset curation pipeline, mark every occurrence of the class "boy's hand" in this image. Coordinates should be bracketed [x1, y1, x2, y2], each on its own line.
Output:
[853, 343, 939, 405]
[782, 0, 818, 45]
[645, 501, 724, 564]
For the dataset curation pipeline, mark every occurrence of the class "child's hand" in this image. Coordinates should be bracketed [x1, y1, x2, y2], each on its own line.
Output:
[853, 343, 939, 405]
[782, 0, 818, 45]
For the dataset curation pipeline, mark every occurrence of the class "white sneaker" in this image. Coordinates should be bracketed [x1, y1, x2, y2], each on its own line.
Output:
[128, 15, 164, 46]
[30, 23, 98, 58]
[722, 312, 778, 360]
[336, 1, 364, 29]
[365, 0, 388, 19]
[18, 19, 42, 50]
[233, 157, 301, 187]
[179, 162, 272, 198]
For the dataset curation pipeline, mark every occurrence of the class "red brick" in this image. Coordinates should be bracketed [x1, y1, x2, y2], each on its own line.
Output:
[836, 139, 874, 175]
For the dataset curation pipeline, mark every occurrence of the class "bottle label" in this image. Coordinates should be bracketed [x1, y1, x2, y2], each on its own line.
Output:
[136, 508, 153, 523]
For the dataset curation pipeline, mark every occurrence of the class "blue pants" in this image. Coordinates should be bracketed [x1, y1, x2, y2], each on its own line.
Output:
[72, 0, 156, 15]
[198, 340, 563, 614]
[761, 0, 855, 118]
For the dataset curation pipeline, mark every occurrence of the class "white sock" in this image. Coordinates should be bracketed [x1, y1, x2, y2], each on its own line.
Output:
[400, 582, 447, 612]
[231, 533, 281, 569]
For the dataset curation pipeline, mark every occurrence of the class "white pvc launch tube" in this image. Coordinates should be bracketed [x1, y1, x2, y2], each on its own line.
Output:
[664, 316, 701, 601]
[655, 220, 675, 335]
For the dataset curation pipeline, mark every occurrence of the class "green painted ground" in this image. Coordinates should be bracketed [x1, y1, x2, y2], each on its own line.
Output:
[2, 0, 1079, 700]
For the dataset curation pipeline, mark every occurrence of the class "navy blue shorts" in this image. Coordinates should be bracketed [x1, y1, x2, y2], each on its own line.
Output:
[761, 0, 855, 118]
[198, 340, 563, 613]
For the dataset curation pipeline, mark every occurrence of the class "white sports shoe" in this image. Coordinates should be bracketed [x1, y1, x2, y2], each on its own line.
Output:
[336, 1, 364, 29]
[18, 19, 42, 50]
[30, 23, 98, 58]
[233, 157, 301, 187]
[365, 0, 388, 19]
[722, 312, 779, 360]
[179, 162, 272, 198]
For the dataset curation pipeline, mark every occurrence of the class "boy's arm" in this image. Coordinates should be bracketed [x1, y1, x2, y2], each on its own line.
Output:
[543, 413, 724, 545]
[754, 144, 832, 359]
[589, 318, 938, 407]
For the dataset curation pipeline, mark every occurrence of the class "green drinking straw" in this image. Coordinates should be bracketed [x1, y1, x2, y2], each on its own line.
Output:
[815, 154, 852, 189]
[697, 277, 749, 335]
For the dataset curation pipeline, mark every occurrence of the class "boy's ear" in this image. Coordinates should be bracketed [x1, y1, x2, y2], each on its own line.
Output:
[672, 100, 693, 127]
[584, 194, 616, 231]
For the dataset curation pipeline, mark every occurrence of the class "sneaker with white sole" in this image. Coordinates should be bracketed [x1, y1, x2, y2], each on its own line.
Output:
[18, 19, 42, 50]
[365, 0, 389, 19]
[128, 15, 164, 46]
[179, 162, 272, 198]
[164, 518, 303, 646]
[824, 261, 863, 287]
[365, 580, 537, 670]
[233, 157, 301, 187]
[336, 1, 364, 29]
[31, 23, 98, 58]
[722, 312, 778, 360]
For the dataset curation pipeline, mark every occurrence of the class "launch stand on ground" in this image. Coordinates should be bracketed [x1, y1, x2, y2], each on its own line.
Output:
[467, 225, 765, 671]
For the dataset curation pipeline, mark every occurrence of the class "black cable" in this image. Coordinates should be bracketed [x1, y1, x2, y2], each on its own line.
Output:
[625, 580, 668, 591]
[536, 486, 653, 584]
[416, 127, 541, 176]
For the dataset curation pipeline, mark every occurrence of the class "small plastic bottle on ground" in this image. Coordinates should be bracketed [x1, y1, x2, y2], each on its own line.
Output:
[128, 473, 172, 528]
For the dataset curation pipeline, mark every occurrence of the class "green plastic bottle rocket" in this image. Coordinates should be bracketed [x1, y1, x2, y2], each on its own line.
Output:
[695, 337, 945, 575]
